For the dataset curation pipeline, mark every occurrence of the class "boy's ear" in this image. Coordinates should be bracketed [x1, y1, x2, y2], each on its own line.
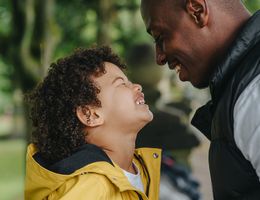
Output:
[186, 0, 209, 27]
[76, 106, 104, 127]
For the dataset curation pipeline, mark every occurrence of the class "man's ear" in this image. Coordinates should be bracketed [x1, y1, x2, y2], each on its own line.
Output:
[76, 106, 104, 127]
[186, 0, 209, 27]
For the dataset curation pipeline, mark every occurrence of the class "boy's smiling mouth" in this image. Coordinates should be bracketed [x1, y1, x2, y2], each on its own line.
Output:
[135, 93, 146, 105]
[136, 99, 145, 105]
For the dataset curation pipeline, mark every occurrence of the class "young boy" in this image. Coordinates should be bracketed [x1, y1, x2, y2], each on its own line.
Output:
[24, 46, 161, 200]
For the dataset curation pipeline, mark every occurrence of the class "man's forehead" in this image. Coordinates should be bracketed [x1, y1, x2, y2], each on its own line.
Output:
[141, 0, 183, 16]
[141, 0, 180, 10]
[142, 14, 160, 35]
[141, 0, 164, 15]
[141, 0, 166, 32]
[142, 0, 186, 34]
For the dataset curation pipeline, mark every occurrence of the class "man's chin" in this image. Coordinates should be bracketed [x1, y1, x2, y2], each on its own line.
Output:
[191, 79, 210, 89]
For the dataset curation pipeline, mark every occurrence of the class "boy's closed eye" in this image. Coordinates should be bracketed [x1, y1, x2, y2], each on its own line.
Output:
[119, 80, 133, 87]
[113, 77, 130, 86]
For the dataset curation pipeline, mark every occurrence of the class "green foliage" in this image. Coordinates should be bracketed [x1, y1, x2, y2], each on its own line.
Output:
[54, 1, 91, 56]
[244, 0, 260, 12]
[53, 0, 150, 59]
[0, 57, 13, 114]
[81, 10, 98, 43]
[0, 0, 11, 36]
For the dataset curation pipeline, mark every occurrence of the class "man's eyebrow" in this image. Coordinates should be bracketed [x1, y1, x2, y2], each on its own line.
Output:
[147, 23, 161, 37]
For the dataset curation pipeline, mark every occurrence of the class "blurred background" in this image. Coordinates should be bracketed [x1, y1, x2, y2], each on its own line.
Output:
[0, 0, 260, 200]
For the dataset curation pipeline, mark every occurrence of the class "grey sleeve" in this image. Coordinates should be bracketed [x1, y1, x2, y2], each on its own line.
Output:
[234, 74, 260, 181]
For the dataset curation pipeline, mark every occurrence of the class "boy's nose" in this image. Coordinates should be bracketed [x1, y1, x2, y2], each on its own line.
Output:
[134, 83, 142, 92]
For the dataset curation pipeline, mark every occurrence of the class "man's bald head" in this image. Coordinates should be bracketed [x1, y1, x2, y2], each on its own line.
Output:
[140, 0, 250, 88]
[141, 0, 245, 14]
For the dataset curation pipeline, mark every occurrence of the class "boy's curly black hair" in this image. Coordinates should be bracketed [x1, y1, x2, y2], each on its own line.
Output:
[27, 46, 126, 164]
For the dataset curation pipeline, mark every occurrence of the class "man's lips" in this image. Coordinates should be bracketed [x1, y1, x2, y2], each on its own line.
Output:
[168, 60, 188, 81]
[168, 60, 182, 74]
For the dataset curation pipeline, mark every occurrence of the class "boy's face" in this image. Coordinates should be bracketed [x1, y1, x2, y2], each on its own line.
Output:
[94, 62, 153, 130]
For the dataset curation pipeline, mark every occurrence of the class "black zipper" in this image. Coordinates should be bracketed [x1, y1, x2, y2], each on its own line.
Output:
[136, 192, 143, 200]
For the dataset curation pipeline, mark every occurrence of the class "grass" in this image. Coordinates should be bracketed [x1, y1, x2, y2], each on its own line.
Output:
[0, 116, 13, 138]
[0, 139, 26, 200]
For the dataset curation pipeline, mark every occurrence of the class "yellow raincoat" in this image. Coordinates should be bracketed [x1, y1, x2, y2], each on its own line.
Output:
[25, 144, 161, 200]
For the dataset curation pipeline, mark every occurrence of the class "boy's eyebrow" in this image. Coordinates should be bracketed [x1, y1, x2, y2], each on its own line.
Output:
[112, 76, 126, 84]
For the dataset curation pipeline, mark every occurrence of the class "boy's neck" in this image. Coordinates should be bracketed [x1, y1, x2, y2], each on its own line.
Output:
[103, 133, 137, 173]
[87, 128, 138, 173]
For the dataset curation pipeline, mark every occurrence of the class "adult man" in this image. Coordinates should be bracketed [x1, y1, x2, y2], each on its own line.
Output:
[141, 0, 260, 199]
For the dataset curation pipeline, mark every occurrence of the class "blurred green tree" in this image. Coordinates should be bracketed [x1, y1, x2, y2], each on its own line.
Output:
[0, 0, 59, 140]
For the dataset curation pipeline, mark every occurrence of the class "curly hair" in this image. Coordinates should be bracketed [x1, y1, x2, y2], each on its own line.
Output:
[27, 46, 126, 164]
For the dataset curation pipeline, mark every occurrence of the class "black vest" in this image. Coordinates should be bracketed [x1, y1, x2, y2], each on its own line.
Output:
[192, 11, 260, 200]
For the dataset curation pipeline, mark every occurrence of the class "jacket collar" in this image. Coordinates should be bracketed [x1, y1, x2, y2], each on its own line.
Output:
[191, 11, 260, 138]
[27, 144, 161, 200]
[33, 143, 114, 174]
[210, 10, 260, 103]
[33, 143, 158, 192]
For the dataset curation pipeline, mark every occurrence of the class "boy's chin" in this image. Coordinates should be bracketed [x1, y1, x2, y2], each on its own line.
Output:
[135, 111, 153, 130]
[147, 112, 154, 122]
[142, 112, 154, 125]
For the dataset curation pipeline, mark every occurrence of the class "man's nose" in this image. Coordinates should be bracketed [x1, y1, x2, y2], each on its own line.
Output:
[156, 46, 167, 65]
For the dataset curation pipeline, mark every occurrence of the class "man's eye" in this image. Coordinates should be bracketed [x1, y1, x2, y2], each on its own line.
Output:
[154, 35, 162, 44]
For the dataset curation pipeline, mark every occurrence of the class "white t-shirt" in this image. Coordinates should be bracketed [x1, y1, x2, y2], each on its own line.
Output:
[122, 162, 144, 193]
[234, 74, 260, 181]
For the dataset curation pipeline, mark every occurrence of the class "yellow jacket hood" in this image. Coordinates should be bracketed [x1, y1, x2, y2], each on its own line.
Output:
[25, 144, 161, 200]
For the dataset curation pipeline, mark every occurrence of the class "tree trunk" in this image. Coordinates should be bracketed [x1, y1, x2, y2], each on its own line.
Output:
[97, 0, 114, 45]
[9, 0, 59, 143]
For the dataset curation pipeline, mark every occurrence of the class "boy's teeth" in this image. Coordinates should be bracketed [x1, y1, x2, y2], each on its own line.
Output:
[136, 100, 145, 105]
